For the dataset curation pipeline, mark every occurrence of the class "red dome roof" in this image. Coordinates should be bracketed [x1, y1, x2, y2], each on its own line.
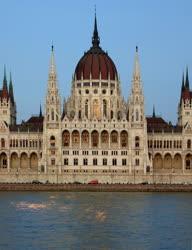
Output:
[74, 15, 118, 81]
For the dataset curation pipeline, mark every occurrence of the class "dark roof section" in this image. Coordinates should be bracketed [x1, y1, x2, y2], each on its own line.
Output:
[75, 14, 118, 81]
[147, 116, 182, 133]
[10, 116, 44, 132]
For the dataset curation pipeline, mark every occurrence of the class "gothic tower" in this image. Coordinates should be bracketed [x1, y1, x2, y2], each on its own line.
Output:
[0, 67, 16, 125]
[41, 46, 62, 174]
[128, 47, 150, 174]
[178, 68, 192, 126]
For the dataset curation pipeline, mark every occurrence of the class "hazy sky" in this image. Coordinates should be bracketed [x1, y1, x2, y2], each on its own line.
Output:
[0, 0, 191, 123]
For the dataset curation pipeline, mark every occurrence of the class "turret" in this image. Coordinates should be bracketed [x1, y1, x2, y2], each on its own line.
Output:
[178, 68, 192, 126]
[128, 46, 145, 125]
[0, 67, 16, 125]
[45, 45, 61, 125]
[41, 45, 62, 174]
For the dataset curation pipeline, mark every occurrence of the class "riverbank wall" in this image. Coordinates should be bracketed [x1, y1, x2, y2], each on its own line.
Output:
[1, 172, 192, 185]
[1, 183, 192, 192]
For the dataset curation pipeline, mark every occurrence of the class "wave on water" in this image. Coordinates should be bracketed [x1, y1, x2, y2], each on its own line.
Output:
[95, 210, 107, 222]
[12, 201, 49, 211]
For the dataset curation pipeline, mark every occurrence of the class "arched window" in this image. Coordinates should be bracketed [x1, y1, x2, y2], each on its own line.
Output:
[93, 99, 100, 119]
[135, 136, 140, 148]
[62, 130, 70, 147]
[135, 158, 139, 166]
[50, 135, 55, 147]
[85, 100, 88, 118]
[1, 138, 5, 148]
[51, 109, 54, 120]
[187, 139, 191, 149]
[136, 109, 139, 121]
[111, 110, 113, 119]
[78, 110, 81, 119]
[111, 131, 118, 144]
[103, 100, 107, 117]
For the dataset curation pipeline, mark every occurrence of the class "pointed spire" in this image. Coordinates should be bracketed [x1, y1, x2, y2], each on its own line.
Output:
[3, 65, 8, 90]
[92, 7, 100, 47]
[9, 72, 14, 103]
[152, 105, 156, 118]
[39, 103, 42, 117]
[49, 44, 56, 75]
[185, 66, 190, 90]
[133, 46, 141, 80]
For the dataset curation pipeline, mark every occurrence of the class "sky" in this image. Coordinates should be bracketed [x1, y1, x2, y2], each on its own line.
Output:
[0, 0, 192, 124]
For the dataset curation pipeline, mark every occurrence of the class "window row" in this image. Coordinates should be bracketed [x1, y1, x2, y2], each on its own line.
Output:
[9, 139, 42, 148]
[148, 140, 182, 149]
[63, 158, 128, 166]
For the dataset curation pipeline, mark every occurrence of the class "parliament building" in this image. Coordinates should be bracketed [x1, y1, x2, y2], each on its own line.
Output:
[0, 15, 192, 184]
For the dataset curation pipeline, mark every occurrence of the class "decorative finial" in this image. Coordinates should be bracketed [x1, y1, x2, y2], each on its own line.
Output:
[136, 46, 138, 52]
[92, 6, 100, 47]
[185, 66, 189, 90]
[39, 103, 42, 117]
[3, 64, 7, 89]
[51, 41, 54, 52]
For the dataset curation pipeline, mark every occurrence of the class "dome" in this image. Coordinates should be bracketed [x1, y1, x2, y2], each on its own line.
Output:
[74, 15, 118, 81]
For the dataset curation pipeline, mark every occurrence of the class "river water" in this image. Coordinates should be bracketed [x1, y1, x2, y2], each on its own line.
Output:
[0, 192, 192, 250]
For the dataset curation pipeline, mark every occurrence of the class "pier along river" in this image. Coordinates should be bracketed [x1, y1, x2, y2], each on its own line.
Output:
[0, 192, 192, 250]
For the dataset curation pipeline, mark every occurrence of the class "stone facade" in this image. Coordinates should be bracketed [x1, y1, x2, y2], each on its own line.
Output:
[0, 16, 192, 184]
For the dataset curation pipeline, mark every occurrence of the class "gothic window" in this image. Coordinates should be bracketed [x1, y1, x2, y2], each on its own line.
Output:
[187, 139, 191, 149]
[103, 100, 107, 117]
[93, 99, 100, 119]
[101, 130, 109, 144]
[112, 159, 117, 166]
[51, 109, 54, 120]
[135, 158, 140, 166]
[83, 158, 88, 165]
[91, 131, 99, 147]
[135, 136, 140, 148]
[103, 158, 107, 165]
[111, 110, 114, 119]
[120, 131, 128, 147]
[74, 158, 78, 165]
[62, 130, 70, 147]
[81, 130, 89, 145]
[122, 159, 127, 166]
[117, 111, 121, 120]
[64, 158, 68, 165]
[78, 110, 81, 119]
[1, 138, 5, 148]
[50, 136, 56, 147]
[136, 109, 139, 121]
[93, 158, 97, 165]
[72, 130, 80, 146]
[51, 158, 55, 165]
[85, 100, 88, 118]
[111, 131, 118, 144]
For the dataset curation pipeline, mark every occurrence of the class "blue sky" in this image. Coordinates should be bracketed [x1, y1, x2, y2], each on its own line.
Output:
[0, 0, 192, 123]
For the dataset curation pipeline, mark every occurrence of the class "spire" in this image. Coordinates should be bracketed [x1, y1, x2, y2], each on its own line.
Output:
[133, 46, 141, 81]
[152, 105, 156, 118]
[185, 67, 190, 90]
[49, 44, 56, 75]
[39, 103, 42, 117]
[3, 65, 8, 90]
[92, 7, 100, 47]
[9, 72, 14, 103]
